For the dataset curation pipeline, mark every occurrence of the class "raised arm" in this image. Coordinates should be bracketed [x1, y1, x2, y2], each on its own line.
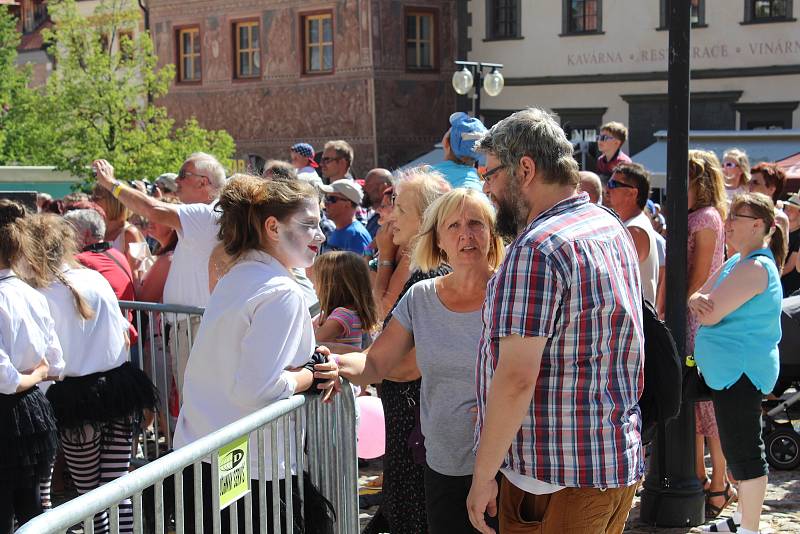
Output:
[93, 159, 182, 232]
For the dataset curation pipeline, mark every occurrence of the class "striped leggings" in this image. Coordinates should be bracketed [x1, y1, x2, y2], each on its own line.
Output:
[60, 419, 134, 534]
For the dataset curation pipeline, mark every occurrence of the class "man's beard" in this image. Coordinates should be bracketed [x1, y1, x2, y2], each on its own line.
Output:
[494, 176, 528, 240]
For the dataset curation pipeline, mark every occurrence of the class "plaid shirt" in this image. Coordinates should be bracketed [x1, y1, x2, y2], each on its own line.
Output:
[475, 193, 644, 488]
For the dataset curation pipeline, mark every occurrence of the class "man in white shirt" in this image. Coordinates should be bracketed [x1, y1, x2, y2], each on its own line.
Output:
[92, 153, 226, 400]
[603, 162, 659, 305]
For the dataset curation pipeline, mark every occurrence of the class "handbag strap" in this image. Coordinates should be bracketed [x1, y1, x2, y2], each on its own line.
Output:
[102, 250, 135, 286]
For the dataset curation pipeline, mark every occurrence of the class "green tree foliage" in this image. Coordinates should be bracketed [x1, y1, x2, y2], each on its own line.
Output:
[0, 5, 34, 162]
[0, 0, 235, 182]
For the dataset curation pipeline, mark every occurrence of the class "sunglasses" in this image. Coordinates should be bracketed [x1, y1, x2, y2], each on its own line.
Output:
[177, 169, 209, 181]
[607, 178, 636, 190]
[723, 161, 738, 168]
[597, 134, 616, 141]
[321, 157, 342, 164]
[478, 164, 505, 183]
[325, 195, 347, 204]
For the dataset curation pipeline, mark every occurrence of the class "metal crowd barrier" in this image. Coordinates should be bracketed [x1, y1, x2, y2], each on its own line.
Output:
[17, 387, 360, 534]
[121, 300, 205, 459]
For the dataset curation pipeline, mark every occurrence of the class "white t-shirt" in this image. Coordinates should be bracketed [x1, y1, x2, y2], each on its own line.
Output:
[173, 250, 314, 480]
[162, 201, 220, 310]
[0, 269, 64, 394]
[626, 211, 659, 305]
[39, 266, 129, 378]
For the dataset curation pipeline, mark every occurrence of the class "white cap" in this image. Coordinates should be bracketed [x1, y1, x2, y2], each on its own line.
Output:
[318, 179, 363, 204]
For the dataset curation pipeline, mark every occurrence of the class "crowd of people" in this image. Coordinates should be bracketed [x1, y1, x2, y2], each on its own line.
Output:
[1, 107, 793, 534]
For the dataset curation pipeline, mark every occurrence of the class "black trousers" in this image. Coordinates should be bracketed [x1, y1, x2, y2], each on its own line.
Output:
[712, 374, 769, 481]
[424, 464, 500, 534]
[0, 482, 42, 534]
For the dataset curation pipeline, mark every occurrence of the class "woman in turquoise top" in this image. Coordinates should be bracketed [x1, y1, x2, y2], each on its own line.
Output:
[690, 192, 786, 534]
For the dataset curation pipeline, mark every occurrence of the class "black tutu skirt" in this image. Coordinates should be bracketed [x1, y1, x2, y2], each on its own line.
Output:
[0, 386, 59, 485]
[46, 362, 159, 431]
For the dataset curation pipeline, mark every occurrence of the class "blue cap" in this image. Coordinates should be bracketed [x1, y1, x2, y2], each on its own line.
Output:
[646, 199, 656, 213]
[449, 112, 487, 165]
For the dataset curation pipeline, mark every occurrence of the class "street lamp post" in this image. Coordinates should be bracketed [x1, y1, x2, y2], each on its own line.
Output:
[451, 61, 504, 119]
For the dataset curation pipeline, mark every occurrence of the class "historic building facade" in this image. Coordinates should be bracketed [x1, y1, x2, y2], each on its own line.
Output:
[466, 0, 800, 158]
[147, 0, 460, 175]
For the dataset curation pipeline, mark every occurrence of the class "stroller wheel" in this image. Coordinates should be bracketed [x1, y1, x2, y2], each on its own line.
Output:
[765, 428, 800, 470]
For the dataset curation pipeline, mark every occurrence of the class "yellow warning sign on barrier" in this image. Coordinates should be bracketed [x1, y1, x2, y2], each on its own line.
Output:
[218, 435, 250, 509]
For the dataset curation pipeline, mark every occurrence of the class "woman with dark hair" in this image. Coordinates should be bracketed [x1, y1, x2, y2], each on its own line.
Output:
[26, 213, 157, 534]
[691, 192, 785, 534]
[136, 196, 180, 303]
[0, 201, 64, 534]
[172, 175, 336, 533]
[748, 162, 786, 204]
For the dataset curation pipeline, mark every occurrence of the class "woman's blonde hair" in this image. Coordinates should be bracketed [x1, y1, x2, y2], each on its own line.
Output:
[688, 149, 727, 220]
[722, 148, 752, 187]
[26, 213, 94, 320]
[313, 251, 379, 333]
[413, 188, 505, 272]
[92, 184, 129, 223]
[731, 192, 787, 271]
[216, 174, 318, 264]
[393, 166, 452, 219]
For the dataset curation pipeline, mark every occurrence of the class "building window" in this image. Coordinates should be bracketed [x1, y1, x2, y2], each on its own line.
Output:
[119, 31, 134, 61]
[735, 101, 798, 129]
[406, 10, 435, 70]
[176, 27, 201, 83]
[562, 0, 602, 34]
[659, 0, 706, 29]
[234, 21, 260, 79]
[303, 13, 333, 74]
[744, 0, 794, 22]
[486, 0, 521, 40]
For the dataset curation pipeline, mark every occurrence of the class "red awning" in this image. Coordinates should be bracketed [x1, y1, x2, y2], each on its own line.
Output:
[777, 152, 800, 181]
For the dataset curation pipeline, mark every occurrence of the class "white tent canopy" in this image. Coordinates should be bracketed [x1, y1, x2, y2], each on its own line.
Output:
[633, 129, 800, 189]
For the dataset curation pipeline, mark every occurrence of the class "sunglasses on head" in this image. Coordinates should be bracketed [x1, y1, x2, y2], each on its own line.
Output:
[607, 178, 636, 190]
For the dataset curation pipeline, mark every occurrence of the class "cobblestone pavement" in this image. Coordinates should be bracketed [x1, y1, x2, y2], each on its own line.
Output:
[624, 466, 800, 533]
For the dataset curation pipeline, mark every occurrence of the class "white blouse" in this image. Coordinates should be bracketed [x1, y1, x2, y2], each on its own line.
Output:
[174, 250, 314, 480]
[39, 266, 129, 378]
[0, 269, 64, 395]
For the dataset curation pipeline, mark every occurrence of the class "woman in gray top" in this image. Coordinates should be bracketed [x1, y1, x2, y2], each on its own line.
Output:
[332, 188, 505, 533]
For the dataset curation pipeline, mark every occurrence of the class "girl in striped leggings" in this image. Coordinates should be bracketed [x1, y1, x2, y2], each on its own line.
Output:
[27, 214, 158, 534]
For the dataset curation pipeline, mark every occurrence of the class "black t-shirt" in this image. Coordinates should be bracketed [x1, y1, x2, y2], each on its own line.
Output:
[781, 229, 800, 297]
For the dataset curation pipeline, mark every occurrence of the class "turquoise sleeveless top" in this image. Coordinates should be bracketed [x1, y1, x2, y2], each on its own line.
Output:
[695, 248, 782, 393]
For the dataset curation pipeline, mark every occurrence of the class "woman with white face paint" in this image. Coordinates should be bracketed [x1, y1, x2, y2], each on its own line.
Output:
[172, 175, 336, 534]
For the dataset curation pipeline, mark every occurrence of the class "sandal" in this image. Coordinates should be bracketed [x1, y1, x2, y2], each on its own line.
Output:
[705, 482, 736, 519]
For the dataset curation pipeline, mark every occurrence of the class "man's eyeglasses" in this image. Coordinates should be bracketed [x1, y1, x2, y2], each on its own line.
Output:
[607, 178, 637, 190]
[321, 157, 342, 164]
[325, 195, 345, 204]
[177, 169, 209, 181]
[597, 134, 616, 142]
[479, 164, 505, 183]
